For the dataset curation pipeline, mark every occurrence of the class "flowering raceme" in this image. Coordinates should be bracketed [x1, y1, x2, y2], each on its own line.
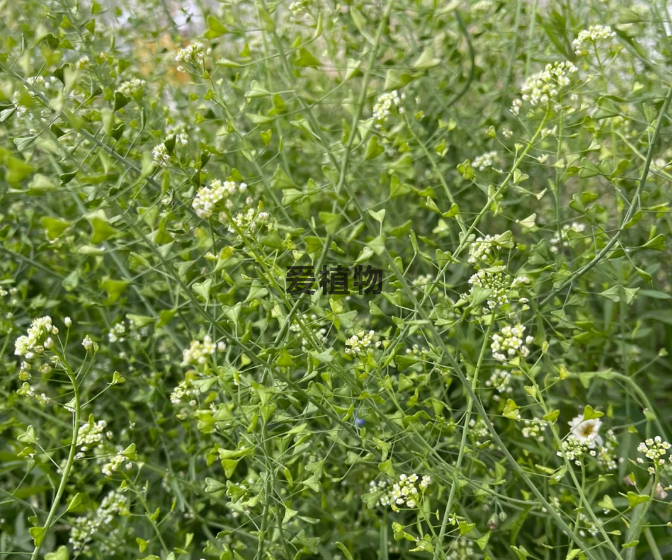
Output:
[573, 25, 616, 56]
[192, 180, 248, 219]
[511, 61, 577, 115]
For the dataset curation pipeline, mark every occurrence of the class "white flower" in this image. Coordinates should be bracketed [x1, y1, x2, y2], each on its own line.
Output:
[511, 61, 577, 115]
[472, 150, 498, 171]
[82, 336, 94, 351]
[175, 41, 210, 69]
[491, 324, 530, 363]
[116, 78, 146, 97]
[573, 25, 616, 56]
[345, 330, 380, 355]
[373, 90, 405, 127]
[569, 414, 603, 445]
[75, 55, 90, 69]
[193, 180, 246, 219]
[65, 317, 72, 327]
[14, 316, 56, 357]
[638, 436, 670, 466]
[152, 143, 171, 168]
[182, 335, 216, 367]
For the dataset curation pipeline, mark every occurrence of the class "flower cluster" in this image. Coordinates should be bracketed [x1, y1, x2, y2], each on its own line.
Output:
[446, 537, 479, 560]
[558, 434, 596, 466]
[76, 419, 110, 454]
[468, 417, 491, 446]
[290, 320, 327, 349]
[193, 180, 248, 219]
[181, 335, 222, 367]
[170, 379, 199, 406]
[637, 436, 671, 473]
[388, 473, 430, 511]
[345, 330, 380, 355]
[167, 123, 189, 146]
[288, 0, 309, 20]
[472, 150, 498, 171]
[511, 61, 577, 115]
[175, 41, 210, 71]
[596, 430, 619, 471]
[491, 324, 531, 363]
[69, 490, 128, 554]
[14, 316, 58, 358]
[108, 322, 126, 343]
[468, 235, 498, 264]
[485, 369, 512, 401]
[468, 268, 511, 309]
[152, 143, 171, 167]
[102, 450, 134, 477]
[373, 90, 405, 126]
[26, 75, 61, 93]
[226, 205, 270, 236]
[369, 478, 391, 506]
[116, 78, 146, 97]
[573, 25, 616, 56]
[75, 55, 90, 69]
[522, 417, 548, 442]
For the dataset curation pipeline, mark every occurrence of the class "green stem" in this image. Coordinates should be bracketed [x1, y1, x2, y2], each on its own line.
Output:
[432, 322, 492, 560]
[30, 358, 81, 560]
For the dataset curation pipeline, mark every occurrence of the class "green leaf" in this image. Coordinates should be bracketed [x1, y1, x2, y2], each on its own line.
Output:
[365, 135, 384, 160]
[205, 15, 228, 38]
[369, 209, 386, 224]
[626, 492, 650, 508]
[101, 278, 130, 304]
[45, 546, 69, 560]
[598, 495, 615, 511]
[582, 405, 604, 421]
[66, 493, 82, 513]
[503, 399, 521, 420]
[89, 216, 118, 244]
[412, 47, 441, 70]
[5, 155, 34, 183]
[475, 532, 491, 551]
[14, 136, 36, 152]
[29, 526, 46, 547]
[378, 459, 395, 478]
[272, 165, 295, 189]
[599, 286, 620, 303]
[114, 91, 130, 111]
[642, 234, 665, 252]
[41, 216, 70, 241]
[383, 69, 414, 91]
[204, 478, 226, 493]
[543, 409, 560, 423]
[192, 279, 213, 301]
[389, 175, 411, 198]
[283, 507, 298, 523]
[317, 212, 340, 235]
[459, 521, 475, 535]
[549, 465, 567, 485]
[244, 80, 271, 99]
[335, 543, 354, 560]
[368, 234, 386, 256]
[294, 47, 321, 68]
[18, 425, 37, 444]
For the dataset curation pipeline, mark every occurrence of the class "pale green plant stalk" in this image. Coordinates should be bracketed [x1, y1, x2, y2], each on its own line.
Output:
[31, 357, 81, 560]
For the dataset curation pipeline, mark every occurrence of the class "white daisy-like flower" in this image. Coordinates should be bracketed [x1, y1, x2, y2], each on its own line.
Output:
[568, 414, 603, 445]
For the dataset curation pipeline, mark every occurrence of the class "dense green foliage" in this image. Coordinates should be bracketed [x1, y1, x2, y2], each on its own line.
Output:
[2, 1, 672, 559]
